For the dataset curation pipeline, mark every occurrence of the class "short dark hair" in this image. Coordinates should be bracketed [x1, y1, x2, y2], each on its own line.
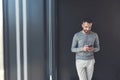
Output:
[82, 17, 93, 23]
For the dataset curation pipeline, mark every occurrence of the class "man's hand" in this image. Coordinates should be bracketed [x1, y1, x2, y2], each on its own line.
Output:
[87, 47, 94, 52]
[82, 45, 94, 52]
[82, 45, 89, 52]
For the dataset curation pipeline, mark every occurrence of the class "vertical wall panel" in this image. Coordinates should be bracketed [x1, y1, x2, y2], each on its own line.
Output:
[3, 0, 47, 80]
[27, 0, 46, 80]
[7, 0, 17, 80]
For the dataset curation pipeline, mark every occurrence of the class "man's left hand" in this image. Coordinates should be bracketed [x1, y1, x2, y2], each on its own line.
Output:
[87, 47, 94, 52]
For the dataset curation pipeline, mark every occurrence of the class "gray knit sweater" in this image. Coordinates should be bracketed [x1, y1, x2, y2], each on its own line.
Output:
[71, 31, 100, 60]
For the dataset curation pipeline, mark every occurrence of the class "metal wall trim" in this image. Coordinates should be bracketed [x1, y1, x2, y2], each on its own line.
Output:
[15, 0, 21, 80]
[22, 0, 28, 80]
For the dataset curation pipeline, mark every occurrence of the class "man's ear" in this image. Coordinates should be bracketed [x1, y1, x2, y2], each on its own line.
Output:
[82, 23, 84, 28]
[90, 23, 93, 26]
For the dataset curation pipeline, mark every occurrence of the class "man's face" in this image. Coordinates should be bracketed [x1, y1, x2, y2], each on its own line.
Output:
[82, 22, 92, 34]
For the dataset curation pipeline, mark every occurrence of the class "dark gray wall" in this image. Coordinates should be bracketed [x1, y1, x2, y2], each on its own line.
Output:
[57, 0, 120, 80]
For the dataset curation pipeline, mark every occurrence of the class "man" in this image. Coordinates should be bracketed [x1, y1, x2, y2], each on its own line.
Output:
[71, 18, 100, 80]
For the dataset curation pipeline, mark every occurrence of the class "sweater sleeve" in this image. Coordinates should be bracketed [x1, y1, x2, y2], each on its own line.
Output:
[94, 33, 100, 52]
[71, 34, 83, 53]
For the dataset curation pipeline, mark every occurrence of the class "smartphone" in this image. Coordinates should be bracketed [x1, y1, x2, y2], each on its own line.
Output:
[88, 45, 93, 47]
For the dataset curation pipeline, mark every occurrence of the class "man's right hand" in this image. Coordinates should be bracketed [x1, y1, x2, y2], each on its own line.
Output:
[82, 45, 89, 52]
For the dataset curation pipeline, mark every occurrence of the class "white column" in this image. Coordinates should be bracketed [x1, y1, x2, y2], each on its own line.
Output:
[0, 0, 4, 80]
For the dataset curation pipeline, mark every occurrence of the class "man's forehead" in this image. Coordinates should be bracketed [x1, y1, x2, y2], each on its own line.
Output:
[82, 22, 92, 25]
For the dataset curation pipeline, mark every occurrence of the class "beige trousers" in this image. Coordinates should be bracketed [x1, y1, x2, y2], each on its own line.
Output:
[76, 59, 95, 80]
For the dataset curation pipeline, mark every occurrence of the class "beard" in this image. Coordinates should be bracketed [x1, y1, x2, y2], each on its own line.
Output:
[83, 30, 91, 34]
